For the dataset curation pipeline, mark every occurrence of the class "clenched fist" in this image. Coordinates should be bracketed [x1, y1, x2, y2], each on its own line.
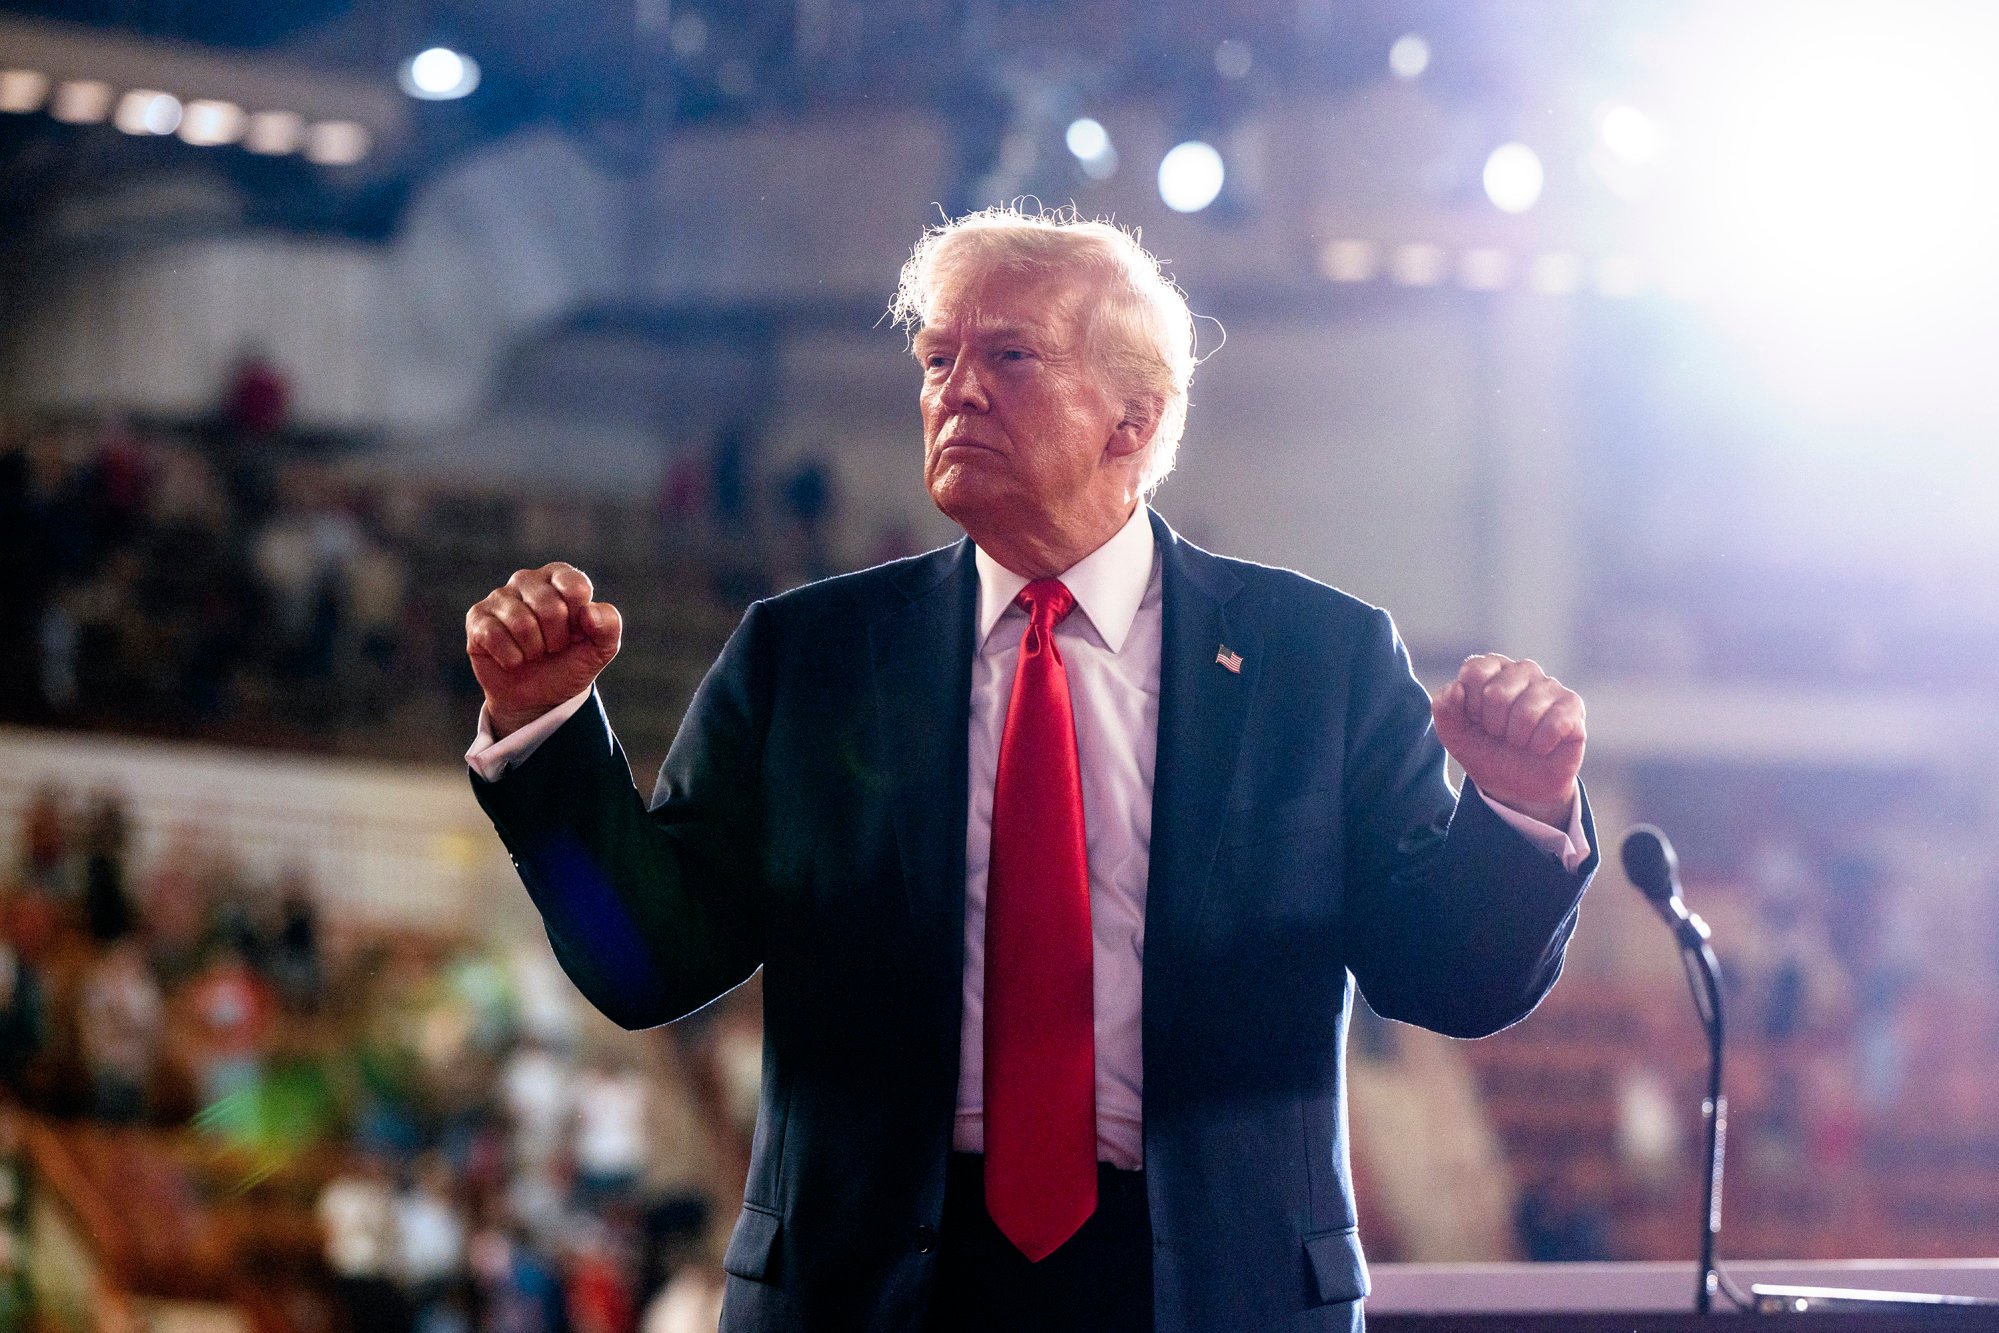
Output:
[466, 562, 623, 738]
[1430, 653, 1586, 828]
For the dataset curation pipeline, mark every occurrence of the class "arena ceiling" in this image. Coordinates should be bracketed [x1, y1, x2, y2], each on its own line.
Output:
[0, 0, 1668, 240]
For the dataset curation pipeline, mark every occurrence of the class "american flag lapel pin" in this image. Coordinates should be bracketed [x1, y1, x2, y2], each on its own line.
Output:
[1215, 644, 1243, 674]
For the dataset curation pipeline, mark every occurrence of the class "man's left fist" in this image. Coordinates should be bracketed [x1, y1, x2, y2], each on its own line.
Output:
[1430, 653, 1585, 828]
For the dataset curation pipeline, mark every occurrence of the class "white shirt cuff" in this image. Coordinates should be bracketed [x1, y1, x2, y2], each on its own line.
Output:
[1478, 790, 1591, 874]
[466, 690, 593, 782]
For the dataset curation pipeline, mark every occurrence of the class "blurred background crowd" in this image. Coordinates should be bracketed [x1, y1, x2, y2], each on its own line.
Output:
[0, 777, 761, 1332]
[3, 0, 1999, 1329]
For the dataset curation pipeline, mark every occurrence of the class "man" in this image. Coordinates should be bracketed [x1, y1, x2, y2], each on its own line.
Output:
[466, 208, 1595, 1332]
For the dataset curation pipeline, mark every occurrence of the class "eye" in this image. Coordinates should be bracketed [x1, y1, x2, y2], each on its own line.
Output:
[997, 347, 1034, 363]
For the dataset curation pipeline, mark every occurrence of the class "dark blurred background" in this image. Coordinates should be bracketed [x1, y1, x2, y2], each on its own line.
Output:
[3, 1, 1998, 1329]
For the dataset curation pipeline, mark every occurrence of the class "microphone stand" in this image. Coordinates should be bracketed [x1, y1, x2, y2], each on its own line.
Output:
[1664, 908, 1727, 1315]
[1629, 832, 1992, 1317]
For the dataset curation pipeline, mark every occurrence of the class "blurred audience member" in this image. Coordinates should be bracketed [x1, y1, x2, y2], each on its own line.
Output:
[19, 783, 75, 900]
[346, 524, 410, 722]
[252, 472, 363, 686]
[79, 938, 162, 1123]
[395, 1152, 470, 1333]
[81, 789, 136, 942]
[319, 1153, 406, 1333]
[222, 347, 292, 440]
[1514, 1156, 1612, 1262]
[563, 1220, 636, 1333]
[470, 1216, 565, 1333]
[184, 942, 276, 1109]
[640, 1265, 723, 1333]
[501, 1038, 573, 1173]
[505, 943, 581, 1051]
[0, 905, 46, 1089]
[572, 1054, 649, 1211]
[1614, 1049, 1682, 1200]
[139, 828, 218, 986]
[778, 454, 837, 580]
[267, 873, 326, 1014]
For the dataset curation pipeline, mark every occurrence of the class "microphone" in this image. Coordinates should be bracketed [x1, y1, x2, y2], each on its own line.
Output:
[1622, 822, 1730, 1315]
[1621, 824, 1709, 946]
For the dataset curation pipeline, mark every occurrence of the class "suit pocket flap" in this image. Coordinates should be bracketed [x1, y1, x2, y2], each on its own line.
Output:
[723, 1204, 782, 1282]
[1304, 1227, 1369, 1305]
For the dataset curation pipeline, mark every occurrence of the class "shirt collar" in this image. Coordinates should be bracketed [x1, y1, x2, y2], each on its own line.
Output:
[974, 505, 1155, 654]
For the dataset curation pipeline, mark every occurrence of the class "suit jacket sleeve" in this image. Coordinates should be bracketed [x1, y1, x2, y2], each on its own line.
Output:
[469, 602, 772, 1029]
[1337, 605, 1596, 1038]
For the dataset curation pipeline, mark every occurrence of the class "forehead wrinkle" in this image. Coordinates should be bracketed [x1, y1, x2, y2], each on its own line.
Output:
[922, 266, 1097, 348]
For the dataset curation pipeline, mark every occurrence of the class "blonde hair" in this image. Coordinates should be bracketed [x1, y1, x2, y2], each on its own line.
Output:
[890, 205, 1198, 496]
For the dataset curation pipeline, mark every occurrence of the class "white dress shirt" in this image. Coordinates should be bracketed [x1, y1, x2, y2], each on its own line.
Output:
[467, 506, 1591, 1172]
[954, 504, 1162, 1168]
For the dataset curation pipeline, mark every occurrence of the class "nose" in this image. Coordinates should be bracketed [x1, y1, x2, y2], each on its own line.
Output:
[939, 355, 988, 413]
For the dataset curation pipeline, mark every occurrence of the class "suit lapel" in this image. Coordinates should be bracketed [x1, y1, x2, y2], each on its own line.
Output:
[869, 541, 979, 962]
[1144, 511, 1257, 1050]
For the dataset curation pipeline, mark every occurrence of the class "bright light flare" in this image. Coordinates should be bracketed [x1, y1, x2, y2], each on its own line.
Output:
[50, 79, 113, 124]
[1482, 142, 1544, 213]
[1065, 117, 1106, 160]
[305, 120, 371, 166]
[179, 99, 245, 146]
[400, 47, 480, 100]
[1599, 104, 1662, 164]
[1158, 140, 1224, 213]
[1649, 0, 1999, 424]
[0, 69, 49, 114]
[1065, 117, 1117, 181]
[1389, 34, 1430, 80]
[114, 89, 181, 136]
[245, 110, 304, 155]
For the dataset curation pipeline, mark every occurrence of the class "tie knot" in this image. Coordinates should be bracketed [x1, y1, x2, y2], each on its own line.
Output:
[1016, 579, 1076, 628]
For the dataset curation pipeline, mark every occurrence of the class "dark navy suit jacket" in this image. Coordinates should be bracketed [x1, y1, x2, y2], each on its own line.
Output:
[472, 510, 1596, 1332]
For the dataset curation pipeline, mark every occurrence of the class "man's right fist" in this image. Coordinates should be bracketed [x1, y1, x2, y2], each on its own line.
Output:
[466, 562, 623, 738]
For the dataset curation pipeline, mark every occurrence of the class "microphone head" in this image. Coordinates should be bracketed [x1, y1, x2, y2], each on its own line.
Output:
[1621, 824, 1681, 905]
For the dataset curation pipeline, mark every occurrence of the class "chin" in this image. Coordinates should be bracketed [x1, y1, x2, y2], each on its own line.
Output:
[927, 469, 1012, 533]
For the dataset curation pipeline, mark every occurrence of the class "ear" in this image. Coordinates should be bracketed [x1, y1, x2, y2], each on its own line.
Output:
[1106, 394, 1164, 462]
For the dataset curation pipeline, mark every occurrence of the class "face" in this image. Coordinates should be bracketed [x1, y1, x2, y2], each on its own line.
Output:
[915, 264, 1148, 563]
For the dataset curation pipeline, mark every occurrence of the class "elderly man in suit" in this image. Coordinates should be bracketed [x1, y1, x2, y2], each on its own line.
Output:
[465, 208, 1595, 1333]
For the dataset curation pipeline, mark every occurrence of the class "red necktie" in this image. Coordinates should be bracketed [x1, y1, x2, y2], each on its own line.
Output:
[984, 578, 1096, 1262]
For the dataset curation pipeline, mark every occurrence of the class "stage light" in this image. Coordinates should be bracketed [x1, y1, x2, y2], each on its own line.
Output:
[1065, 117, 1107, 161]
[179, 99, 245, 146]
[1482, 142, 1544, 213]
[1389, 34, 1430, 80]
[245, 109, 303, 155]
[50, 79, 113, 124]
[0, 69, 49, 114]
[400, 47, 479, 101]
[115, 89, 181, 136]
[1599, 104, 1662, 165]
[305, 119, 371, 166]
[1065, 117, 1118, 180]
[1158, 140, 1224, 213]
[1390, 243, 1446, 287]
[1319, 238, 1378, 283]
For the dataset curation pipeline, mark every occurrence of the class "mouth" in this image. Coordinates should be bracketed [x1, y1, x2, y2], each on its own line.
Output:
[935, 431, 1000, 456]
